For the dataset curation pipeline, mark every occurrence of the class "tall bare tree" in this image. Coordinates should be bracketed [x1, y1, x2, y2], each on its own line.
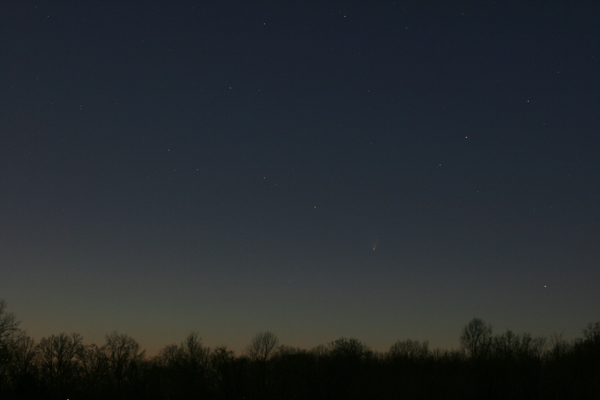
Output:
[246, 331, 279, 364]
[583, 321, 600, 346]
[103, 331, 145, 390]
[8, 332, 37, 378]
[210, 345, 239, 400]
[0, 300, 21, 367]
[460, 317, 493, 359]
[0, 301, 20, 339]
[153, 332, 211, 399]
[181, 331, 210, 372]
[246, 331, 279, 398]
[37, 332, 84, 395]
[77, 343, 109, 394]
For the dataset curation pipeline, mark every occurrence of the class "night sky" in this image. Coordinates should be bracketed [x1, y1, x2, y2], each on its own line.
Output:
[2, 1, 599, 355]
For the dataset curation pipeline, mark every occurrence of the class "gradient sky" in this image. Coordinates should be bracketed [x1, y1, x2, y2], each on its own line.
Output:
[2, 1, 599, 355]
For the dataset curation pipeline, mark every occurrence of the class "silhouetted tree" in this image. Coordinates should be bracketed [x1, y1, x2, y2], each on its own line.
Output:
[309, 344, 328, 358]
[246, 331, 279, 364]
[211, 345, 247, 400]
[180, 331, 210, 376]
[460, 318, 493, 360]
[546, 332, 571, 363]
[155, 343, 179, 367]
[572, 321, 600, 398]
[493, 330, 546, 361]
[2, 331, 38, 399]
[0, 300, 21, 384]
[77, 343, 110, 398]
[327, 337, 372, 361]
[5, 307, 600, 400]
[37, 332, 84, 398]
[9, 332, 37, 378]
[493, 329, 519, 360]
[103, 331, 145, 397]
[325, 337, 374, 399]
[0, 301, 20, 342]
[488, 329, 546, 399]
[582, 321, 600, 348]
[270, 346, 321, 399]
[459, 318, 496, 399]
[388, 339, 429, 361]
[386, 339, 431, 398]
[245, 331, 279, 399]
[153, 332, 210, 400]
[538, 333, 573, 399]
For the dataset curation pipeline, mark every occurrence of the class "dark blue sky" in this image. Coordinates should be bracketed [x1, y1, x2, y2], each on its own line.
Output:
[2, 1, 599, 354]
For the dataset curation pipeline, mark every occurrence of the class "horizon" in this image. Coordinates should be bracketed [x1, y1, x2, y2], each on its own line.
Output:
[5, 300, 595, 357]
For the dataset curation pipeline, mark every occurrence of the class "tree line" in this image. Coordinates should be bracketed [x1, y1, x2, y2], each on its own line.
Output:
[0, 300, 599, 399]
